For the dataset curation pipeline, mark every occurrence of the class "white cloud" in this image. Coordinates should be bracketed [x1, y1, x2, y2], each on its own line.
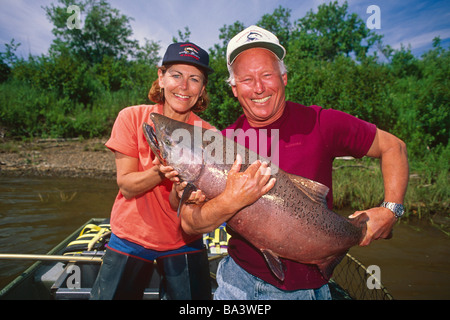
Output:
[391, 28, 450, 51]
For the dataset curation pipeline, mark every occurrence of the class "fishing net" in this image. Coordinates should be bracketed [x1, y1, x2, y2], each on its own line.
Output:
[331, 253, 394, 300]
[205, 225, 394, 300]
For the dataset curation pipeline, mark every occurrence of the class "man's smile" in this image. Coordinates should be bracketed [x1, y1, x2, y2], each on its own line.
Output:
[251, 95, 272, 103]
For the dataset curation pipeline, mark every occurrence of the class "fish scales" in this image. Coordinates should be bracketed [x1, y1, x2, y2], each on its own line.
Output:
[143, 113, 368, 281]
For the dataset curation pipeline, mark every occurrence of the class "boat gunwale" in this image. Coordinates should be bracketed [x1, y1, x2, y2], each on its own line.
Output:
[0, 218, 105, 298]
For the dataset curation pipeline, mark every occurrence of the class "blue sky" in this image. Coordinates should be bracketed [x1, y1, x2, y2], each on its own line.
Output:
[1, 0, 449, 61]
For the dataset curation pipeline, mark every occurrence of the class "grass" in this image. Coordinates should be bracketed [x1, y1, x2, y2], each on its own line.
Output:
[332, 158, 384, 210]
[332, 157, 450, 222]
[38, 189, 77, 204]
[0, 142, 20, 153]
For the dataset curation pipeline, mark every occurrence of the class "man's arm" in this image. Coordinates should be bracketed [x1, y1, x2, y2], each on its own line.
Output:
[350, 128, 409, 246]
[179, 155, 276, 235]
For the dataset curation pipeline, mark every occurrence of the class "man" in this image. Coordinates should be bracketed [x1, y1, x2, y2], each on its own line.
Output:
[180, 25, 409, 300]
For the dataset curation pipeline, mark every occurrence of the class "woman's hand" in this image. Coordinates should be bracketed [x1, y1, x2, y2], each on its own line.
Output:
[172, 180, 207, 205]
[152, 157, 179, 182]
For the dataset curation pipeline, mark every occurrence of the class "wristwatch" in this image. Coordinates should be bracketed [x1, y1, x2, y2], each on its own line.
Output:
[380, 201, 405, 219]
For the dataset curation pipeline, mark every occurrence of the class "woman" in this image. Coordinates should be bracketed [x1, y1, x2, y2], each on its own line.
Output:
[90, 42, 215, 300]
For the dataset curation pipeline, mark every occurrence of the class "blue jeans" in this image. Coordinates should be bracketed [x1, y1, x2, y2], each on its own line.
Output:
[214, 255, 331, 300]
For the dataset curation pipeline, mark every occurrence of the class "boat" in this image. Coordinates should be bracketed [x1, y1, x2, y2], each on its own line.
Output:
[0, 218, 393, 300]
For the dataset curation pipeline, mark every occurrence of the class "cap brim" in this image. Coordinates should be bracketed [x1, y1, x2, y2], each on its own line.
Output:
[163, 59, 214, 74]
[229, 42, 286, 65]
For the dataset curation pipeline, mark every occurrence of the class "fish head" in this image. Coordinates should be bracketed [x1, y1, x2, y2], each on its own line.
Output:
[143, 113, 204, 183]
[143, 121, 167, 166]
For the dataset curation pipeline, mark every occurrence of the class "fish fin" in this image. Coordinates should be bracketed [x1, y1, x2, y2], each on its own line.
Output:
[177, 183, 198, 217]
[286, 173, 329, 205]
[348, 211, 369, 243]
[348, 211, 369, 228]
[317, 253, 347, 280]
[261, 249, 285, 282]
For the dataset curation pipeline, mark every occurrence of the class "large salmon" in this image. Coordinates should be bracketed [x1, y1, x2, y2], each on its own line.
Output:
[143, 113, 368, 282]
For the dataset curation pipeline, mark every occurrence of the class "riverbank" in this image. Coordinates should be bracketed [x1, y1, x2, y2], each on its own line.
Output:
[0, 138, 116, 180]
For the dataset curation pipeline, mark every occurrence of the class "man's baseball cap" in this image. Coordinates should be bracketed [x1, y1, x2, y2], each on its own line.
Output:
[227, 25, 286, 65]
[162, 42, 214, 74]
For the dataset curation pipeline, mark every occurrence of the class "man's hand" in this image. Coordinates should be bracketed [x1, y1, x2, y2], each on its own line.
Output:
[220, 154, 276, 213]
[349, 207, 397, 246]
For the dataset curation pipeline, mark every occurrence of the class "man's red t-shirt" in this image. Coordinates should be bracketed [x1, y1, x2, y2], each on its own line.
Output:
[222, 101, 377, 290]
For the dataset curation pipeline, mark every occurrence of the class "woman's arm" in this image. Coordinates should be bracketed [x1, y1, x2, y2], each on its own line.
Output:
[115, 152, 177, 199]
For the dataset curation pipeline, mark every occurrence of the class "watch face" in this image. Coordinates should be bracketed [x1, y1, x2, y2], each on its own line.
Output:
[394, 204, 405, 217]
[382, 202, 404, 217]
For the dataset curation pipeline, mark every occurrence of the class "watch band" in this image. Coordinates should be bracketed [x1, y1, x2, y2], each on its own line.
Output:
[380, 201, 405, 218]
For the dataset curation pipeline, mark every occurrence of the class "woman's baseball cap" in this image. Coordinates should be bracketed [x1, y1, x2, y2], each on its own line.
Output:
[226, 25, 286, 65]
[162, 42, 214, 74]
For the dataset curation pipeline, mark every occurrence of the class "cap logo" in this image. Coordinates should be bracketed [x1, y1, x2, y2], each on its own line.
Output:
[246, 31, 263, 43]
[179, 44, 200, 61]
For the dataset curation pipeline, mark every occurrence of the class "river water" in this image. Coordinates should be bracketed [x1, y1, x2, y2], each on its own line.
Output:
[0, 176, 449, 299]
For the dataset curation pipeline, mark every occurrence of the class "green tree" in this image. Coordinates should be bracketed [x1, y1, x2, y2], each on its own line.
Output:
[0, 39, 21, 83]
[415, 38, 450, 149]
[44, 0, 158, 65]
[0, 60, 10, 83]
[390, 44, 421, 78]
[37, 0, 160, 104]
[292, 1, 382, 61]
[1, 0, 161, 137]
[172, 27, 191, 43]
[257, 6, 292, 48]
[200, 21, 245, 129]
